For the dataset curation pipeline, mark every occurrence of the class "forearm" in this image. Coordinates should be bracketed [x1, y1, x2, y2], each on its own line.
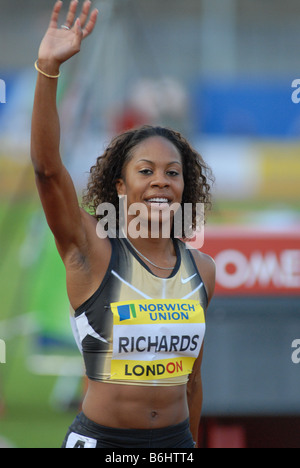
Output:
[31, 60, 62, 176]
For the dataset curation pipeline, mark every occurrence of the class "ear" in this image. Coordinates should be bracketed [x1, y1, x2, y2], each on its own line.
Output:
[116, 178, 126, 197]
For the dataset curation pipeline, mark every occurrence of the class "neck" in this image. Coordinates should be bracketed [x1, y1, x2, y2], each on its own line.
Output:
[126, 236, 177, 272]
[121, 217, 174, 253]
[127, 235, 174, 255]
[120, 226, 177, 270]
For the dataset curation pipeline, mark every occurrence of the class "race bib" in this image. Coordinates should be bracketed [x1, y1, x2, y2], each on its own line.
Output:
[110, 299, 205, 381]
[66, 432, 97, 449]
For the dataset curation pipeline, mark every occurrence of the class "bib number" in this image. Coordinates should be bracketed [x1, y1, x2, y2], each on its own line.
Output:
[66, 432, 97, 449]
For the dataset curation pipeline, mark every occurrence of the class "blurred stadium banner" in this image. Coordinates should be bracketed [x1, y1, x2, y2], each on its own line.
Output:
[197, 139, 300, 202]
[193, 79, 300, 138]
[204, 227, 300, 296]
[202, 228, 300, 417]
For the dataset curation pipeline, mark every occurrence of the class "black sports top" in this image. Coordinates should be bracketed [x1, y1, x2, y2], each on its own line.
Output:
[70, 237, 207, 387]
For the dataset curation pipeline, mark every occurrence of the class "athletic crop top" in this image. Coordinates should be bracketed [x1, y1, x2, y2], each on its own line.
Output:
[70, 237, 207, 387]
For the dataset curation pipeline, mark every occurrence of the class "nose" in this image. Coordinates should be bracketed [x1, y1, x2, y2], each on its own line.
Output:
[150, 171, 170, 188]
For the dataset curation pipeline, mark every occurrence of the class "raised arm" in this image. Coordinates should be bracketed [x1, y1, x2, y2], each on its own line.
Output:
[31, 0, 98, 261]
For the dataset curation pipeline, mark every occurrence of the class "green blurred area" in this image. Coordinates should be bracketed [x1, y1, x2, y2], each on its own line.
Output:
[0, 197, 80, 448]
[0, 335, 78, 448]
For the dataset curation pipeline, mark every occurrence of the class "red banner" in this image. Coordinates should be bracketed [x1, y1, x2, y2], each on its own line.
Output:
[203, 227, 300, 296]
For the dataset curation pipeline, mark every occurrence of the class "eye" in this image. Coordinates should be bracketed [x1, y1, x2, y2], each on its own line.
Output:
[167, 170, 179, 177]
[139, 169, 153, 175]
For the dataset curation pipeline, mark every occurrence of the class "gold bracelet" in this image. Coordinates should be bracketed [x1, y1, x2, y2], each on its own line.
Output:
[34, 60, 61, 79]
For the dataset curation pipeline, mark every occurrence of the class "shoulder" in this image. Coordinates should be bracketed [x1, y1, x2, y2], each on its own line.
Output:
[189, 248, 216, 305]
[190, 249, 216, 271]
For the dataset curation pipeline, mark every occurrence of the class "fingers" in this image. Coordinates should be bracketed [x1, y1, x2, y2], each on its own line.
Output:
[63, 0, 98, 36]
[78, 0, 92, 27]
[64, 0, 95, 30]
[72, 18, 84, 50]
[64, 0, 79, 29]
[48, 0, 63, 29]
[48, 0, 98, 38]
[82, 8, 99, 39]
[77, 0, 99, 38]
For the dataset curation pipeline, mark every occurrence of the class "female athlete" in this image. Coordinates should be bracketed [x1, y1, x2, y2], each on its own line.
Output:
[31, 0, 216, 448]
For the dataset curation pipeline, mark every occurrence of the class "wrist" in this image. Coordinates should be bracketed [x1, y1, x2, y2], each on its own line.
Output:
[36, 58, 61, 76]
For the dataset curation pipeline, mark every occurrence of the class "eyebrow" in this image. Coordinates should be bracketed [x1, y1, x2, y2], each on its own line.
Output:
[137, 159, 182, 166]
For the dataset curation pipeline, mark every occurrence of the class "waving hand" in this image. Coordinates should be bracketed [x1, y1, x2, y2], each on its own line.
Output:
[38, 0, 98, 68]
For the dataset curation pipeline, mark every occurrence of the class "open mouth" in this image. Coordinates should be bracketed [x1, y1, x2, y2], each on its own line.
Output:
[146, 197, 171, 204]
[144, 198, 172, 208]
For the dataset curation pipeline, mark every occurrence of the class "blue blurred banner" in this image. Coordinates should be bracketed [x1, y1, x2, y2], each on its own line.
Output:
[192, 79, 300, 138]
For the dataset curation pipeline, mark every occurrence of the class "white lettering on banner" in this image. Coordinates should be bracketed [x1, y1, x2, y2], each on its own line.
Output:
[215, 249, 300, 290]
[282, 250, 300, 288]
[0, 339, 6, 364]
[245, 252, 283, 288]
[216, 250, 248, 288]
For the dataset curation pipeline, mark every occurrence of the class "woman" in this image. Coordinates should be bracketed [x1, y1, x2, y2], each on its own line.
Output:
[31, 0, 216, 449]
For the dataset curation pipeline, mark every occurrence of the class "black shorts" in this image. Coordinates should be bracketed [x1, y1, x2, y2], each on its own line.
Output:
[62, 412, 195, 449]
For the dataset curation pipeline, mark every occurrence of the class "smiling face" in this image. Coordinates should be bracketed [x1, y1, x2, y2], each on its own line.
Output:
[116, 136, 185, 237]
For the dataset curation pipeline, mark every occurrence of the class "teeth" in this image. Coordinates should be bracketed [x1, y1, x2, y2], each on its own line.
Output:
[147, 198, 169, 203]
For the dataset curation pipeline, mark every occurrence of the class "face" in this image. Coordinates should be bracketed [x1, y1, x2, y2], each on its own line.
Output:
[116, 136, 184, 237]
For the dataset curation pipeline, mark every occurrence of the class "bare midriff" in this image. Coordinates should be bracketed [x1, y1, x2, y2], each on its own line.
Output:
[82, 380, 189, 429]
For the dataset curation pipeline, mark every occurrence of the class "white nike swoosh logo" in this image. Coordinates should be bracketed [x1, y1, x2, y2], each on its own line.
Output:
[75, 312, 108, 344]
[181, 273, 197, 284]
[182, 282, 204, 299]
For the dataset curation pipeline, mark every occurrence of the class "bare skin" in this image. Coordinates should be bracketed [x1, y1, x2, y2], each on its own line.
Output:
[31, 0, 215, 445]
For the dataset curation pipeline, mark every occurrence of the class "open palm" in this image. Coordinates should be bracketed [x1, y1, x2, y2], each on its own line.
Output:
[38, 0, 98, 65]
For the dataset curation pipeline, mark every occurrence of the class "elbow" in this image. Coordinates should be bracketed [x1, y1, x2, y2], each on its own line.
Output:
[30, 140, 62, 180]
[31, 154, 62, 181]
[33, 166, 59, 181]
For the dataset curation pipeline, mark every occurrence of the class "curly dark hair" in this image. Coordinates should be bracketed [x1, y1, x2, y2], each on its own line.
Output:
[82, 125, 214, 238]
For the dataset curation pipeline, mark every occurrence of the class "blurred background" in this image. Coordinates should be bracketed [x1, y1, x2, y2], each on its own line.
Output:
[0, 0, 300, 448]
